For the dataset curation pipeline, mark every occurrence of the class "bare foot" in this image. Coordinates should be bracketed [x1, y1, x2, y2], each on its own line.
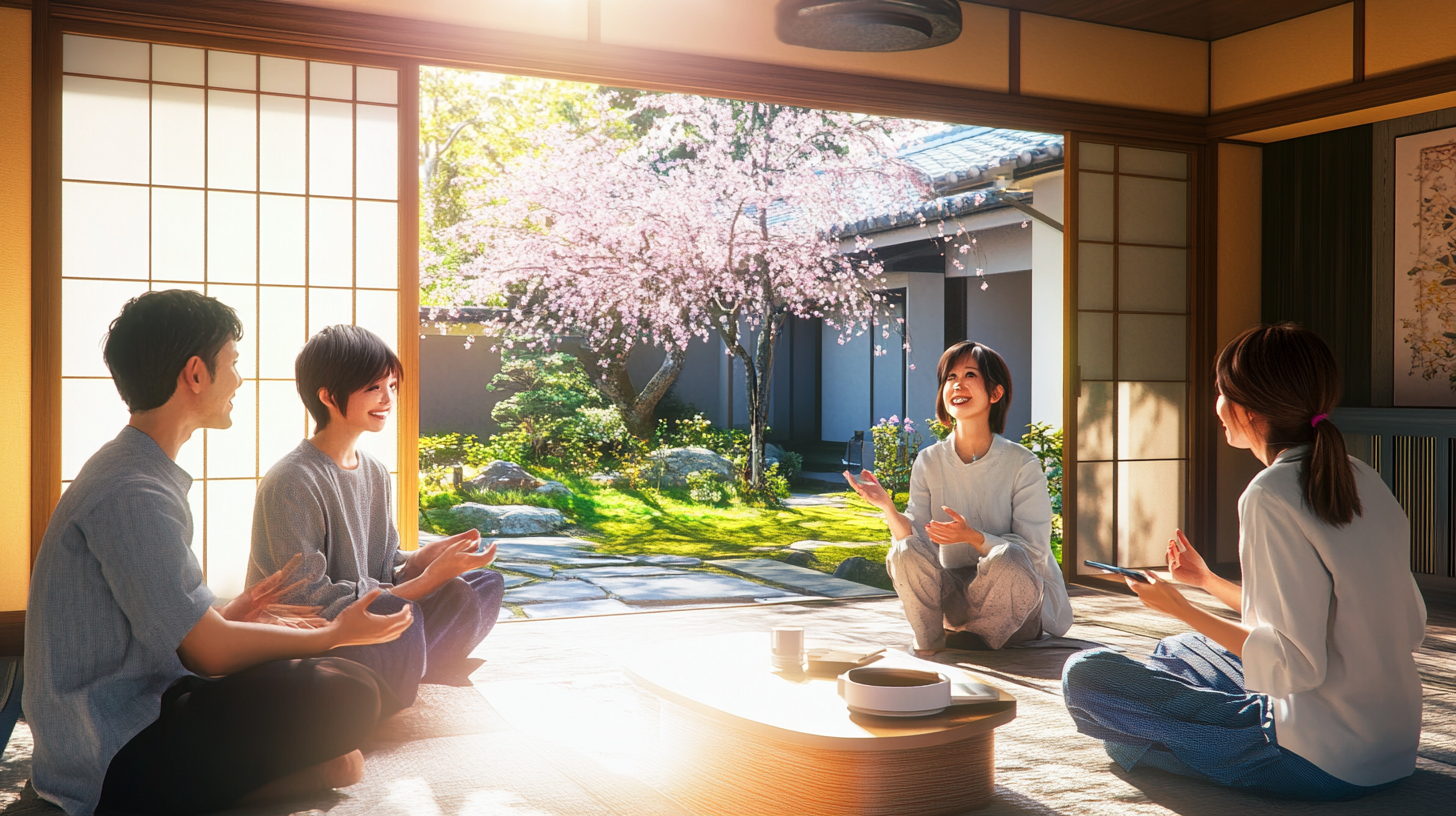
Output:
[912, 647, 947, 659]
[235, 750, 364, 805]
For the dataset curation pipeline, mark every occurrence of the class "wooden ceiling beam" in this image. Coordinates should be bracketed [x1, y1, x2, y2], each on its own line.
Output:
[50, 0, 1206, 143]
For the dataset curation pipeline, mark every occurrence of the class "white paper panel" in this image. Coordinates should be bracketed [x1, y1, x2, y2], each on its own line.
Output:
[152, 45, 204, 86]
[205, 478, 257, 597]
[356, 104, 398, 200]
[1119, 246, 1187, 314]
[308, 288, 354, 336]
[62, 279, 148, 377]
[1118, 177, 1187, 248]
[62, 181, 148, 280]
[309, 61, 353, 100]
[177, 427, 204, 480]
[356, 67, 397, 104]
[207, 50, 256, 91]
[1079, 142, 1114, 173]
[1119, 146, 1187, 180]
[258, 286, 307, 379]
[208, 284, 258, 379]
[356, 289, 398, 352]
[260, 95, 306, 194]
[152, 187, 206, 282]
[1078, 172, 1113, 243]
[356, 201, 397, 288]
[1118, 314, 1186, 381]
[309, 100, 353, 197]
[1078, 242, 1113, 312]
[64, 34, 148, 80]
[205, 380, 257, 478]
[1077, 380, 1114, 462]
[208, 90, 257, 191]
[259, 195, 306, 285]
[1075, 461, 1115, 571]
[185, 475, 205, 563]
[61, 378, 133, 481]
[151, 84, 205, 187]
[1077, 311, 1113, 381]
[207, 192, 257, 283]
[1117, 459, 1185, 567]
[260, 56, 306, 95]
[259, 380, 307, 471]
[308, 197, 353, 286]
[1118, 381, 1187, 460]
[62, 76, 150, 184]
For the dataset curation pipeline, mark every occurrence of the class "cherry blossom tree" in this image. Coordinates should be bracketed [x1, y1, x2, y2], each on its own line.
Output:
[440, 92, 934, 487]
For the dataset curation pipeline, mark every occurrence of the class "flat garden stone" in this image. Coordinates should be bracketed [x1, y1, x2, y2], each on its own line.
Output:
[497, 607, 518, 621]
[750, 546, 783, 552]
[494, 561, 554, 578]
[491, 541, 630, 564]
[499, 573, 533, 589]
[557, 566, 687, 581]
[588, 574, 798, 605]
[490, 536, 599, 549]
[781, 494, 849, 508]
[708, 558, 895, 599]
[521, 599, 635, 619]
[788, 540, 884, 551]
[632, 555, 702, 566]
[503, 580, 607, 604]
[451, 504, 565, 535]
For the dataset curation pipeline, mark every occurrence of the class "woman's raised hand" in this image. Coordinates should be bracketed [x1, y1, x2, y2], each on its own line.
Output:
[844, 469, 895, 512]
[1165, 529, 1212, 589]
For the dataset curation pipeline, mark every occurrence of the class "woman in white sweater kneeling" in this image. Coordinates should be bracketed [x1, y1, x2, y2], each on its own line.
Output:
[845, 341, 1072, 654]
[1062, 323, 1427, 800]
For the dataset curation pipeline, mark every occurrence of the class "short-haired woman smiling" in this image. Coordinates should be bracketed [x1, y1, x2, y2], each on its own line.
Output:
[845, 341, 1072, 654]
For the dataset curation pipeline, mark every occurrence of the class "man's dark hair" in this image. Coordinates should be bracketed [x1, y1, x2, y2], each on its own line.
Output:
[296, 325, 403, 431]
[103, 290, 244, 413]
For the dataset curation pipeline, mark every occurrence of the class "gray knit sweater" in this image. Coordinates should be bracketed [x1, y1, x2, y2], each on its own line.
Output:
[247, 440, 402, 619]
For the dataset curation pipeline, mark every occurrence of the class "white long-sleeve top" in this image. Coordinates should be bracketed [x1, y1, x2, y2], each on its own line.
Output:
[1239, 447, 1427, 787]
[893, 434, 1074, 636]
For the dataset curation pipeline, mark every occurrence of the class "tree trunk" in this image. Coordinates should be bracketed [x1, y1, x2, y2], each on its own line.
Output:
[565, 342, 686, 440]
[742, 313, 783, 490]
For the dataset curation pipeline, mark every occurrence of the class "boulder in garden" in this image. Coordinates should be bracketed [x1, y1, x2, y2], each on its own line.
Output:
[645, 447, 733, 489]
[466, 460, 545, 493]
[450, 503, 566, 535]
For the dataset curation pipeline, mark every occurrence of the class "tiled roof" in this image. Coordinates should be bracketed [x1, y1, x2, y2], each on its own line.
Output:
[835, 125, 1064, 237]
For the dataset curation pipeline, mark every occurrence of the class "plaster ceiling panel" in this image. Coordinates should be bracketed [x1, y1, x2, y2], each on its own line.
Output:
[265, 0, 590, 41]
[600, 0, 1010, 93]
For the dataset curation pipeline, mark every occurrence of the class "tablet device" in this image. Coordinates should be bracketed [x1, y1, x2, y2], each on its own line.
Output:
[1083, 560, 1151, 583]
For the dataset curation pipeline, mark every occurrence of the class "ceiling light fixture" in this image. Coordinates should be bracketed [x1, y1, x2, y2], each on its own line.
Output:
[775, 0, 963, 52]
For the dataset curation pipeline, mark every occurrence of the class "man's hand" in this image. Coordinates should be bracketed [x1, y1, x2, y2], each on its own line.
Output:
[329, 589, 414, 649]
[401, 529, 482, 582]
[926, 507, 987, 553]
[222, 554, 323, 625]
[391, 537, 498, 602]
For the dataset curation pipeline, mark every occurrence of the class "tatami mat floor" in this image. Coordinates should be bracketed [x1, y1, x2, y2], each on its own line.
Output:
[3, 584, 1455, 815]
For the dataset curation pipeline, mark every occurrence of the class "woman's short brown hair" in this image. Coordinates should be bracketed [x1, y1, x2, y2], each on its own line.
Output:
[935, 341, 1012, 434]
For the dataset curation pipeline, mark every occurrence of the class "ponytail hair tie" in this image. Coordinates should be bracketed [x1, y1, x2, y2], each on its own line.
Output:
[1311, 413, 1329, 428]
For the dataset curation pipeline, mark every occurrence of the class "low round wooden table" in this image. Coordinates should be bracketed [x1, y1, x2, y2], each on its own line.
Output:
[624, 631, 1016, 816]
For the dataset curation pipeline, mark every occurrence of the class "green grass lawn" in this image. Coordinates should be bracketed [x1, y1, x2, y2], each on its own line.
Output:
[420, 474, 1058, 589]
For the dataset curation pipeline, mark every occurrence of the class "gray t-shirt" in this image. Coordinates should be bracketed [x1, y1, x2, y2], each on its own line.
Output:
[24, 427, 215, 816]
[248, 440, 401, 619]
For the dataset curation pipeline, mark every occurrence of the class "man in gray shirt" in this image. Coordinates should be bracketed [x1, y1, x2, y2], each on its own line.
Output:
[24, 291, 412, 816]
[250, 325, 503, 707]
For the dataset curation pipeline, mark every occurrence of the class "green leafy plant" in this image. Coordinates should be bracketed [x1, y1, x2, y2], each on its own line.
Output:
[926, 417, 951, 441]
[1019, 422, 1064, 561]
[775, 450, 804, 484]
[870, 416, 922, 492]
[735, 461, 791, 506]
[685, 470, 730, 505]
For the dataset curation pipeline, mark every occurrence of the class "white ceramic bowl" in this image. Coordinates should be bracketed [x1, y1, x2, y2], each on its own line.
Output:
[837, 666, 996, 717]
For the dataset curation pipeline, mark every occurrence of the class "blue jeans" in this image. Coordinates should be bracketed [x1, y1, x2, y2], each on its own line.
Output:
[1061, 633, 1392, 801]
[328, 569, 505, 707]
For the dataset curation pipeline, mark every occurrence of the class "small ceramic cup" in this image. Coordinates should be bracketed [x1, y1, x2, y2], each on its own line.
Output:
[769, 626, 805, 670]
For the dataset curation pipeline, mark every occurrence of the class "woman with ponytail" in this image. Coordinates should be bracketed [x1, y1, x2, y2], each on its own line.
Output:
[1062, 323, 1427, 800]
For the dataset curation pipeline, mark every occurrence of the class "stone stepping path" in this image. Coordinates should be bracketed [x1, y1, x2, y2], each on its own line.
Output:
[589, 573, 797, 605]
[521, 599, 635, 619]
[503, 580, 607, 604]
[497, 606, 517, 621]
[781, 493, 850, 508]
[494, 543, 632, 565]
[495, 561, 554, 578]
[498, 573, 533, 589]
[788, 540, 884, 551]
[557, 565, 686, 580]
[709, 558, 895, 599]
[491, 535, 601, 549]
[633, 554, 702, 566]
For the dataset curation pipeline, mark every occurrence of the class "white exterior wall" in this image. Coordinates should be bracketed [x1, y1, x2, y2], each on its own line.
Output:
[1028, 171, 1065, 429]
[904, 272, 944, 450]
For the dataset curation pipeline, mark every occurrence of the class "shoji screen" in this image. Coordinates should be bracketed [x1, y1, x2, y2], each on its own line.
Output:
[1071, 142, 1192, 573]
[60, 34, 401, 596]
